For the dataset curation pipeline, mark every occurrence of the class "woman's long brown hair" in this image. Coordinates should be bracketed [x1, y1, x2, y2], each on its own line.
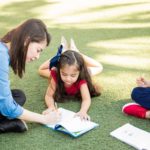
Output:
[1, 18, 51, 78]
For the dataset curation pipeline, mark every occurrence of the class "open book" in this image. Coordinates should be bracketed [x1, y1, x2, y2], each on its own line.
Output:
[110, 123, 150, 150]
[46, 108, 99, 138]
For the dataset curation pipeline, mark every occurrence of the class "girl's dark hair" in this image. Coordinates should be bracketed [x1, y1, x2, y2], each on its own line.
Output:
[54, 50, 101, 102]
[1, 18, 51, 78]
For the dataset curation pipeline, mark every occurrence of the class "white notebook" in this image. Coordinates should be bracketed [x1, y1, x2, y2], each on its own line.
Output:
[46, 108, 99, 137]
[110, 123, 150, 150]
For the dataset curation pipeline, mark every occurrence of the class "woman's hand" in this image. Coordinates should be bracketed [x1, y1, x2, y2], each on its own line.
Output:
[43, 111, 61, 125]
[42, 107, 61, 125]
[42, 107, 57, 115]
[75, 111, 90, 121]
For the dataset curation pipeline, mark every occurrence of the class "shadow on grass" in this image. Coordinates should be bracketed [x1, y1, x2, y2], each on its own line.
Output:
[0, 0, 57, 34]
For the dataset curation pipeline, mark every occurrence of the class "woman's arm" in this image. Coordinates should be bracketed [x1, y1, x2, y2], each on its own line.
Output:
[38, 59, 50, 78]
[18, 108, 60, 125]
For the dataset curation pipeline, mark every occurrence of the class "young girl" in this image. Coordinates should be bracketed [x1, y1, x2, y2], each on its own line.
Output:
[39, 38, 102, 120]
[122, 76, 150, 119]
[0, 18, 60, 133]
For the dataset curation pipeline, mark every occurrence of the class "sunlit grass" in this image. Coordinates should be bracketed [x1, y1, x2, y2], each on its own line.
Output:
[28, 0, 150, 24]
[101, 55, 150, 69]
[89, 37, 150, 48]
[52, 22, 150, 29]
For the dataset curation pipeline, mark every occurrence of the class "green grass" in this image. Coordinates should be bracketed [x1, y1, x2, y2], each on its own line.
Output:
[1, 0, 150, 149]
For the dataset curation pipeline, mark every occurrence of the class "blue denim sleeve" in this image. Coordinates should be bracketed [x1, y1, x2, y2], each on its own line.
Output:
[0, 43, 23, 119]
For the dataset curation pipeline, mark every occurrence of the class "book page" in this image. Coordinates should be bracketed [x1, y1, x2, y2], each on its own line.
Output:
[46, 108, 75, 129]
[58, 116, 98, 132]
[59, 108, 75, 121]
[110, 123, 150, 150]
[57, 108, 98, 133]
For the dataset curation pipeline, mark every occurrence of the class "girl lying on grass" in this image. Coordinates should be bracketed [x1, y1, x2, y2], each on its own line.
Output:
[39, 37, 103, 120]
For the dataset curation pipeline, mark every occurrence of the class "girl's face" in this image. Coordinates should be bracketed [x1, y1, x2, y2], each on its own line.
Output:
[26, 39, 47, 62]
[60, 64, 80, 87]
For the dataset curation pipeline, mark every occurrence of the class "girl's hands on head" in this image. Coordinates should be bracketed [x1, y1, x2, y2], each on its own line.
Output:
[75, 111, 90, 121]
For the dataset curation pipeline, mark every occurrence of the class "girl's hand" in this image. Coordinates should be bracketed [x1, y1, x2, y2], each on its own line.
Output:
[75, 111, 90, 121]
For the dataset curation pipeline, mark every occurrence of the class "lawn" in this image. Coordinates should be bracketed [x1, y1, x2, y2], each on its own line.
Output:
[0, 0, 150, 150]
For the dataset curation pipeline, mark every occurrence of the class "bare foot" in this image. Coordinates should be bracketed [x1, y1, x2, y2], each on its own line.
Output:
[70, 38, 80, 52]
[61, 36, 69, 53]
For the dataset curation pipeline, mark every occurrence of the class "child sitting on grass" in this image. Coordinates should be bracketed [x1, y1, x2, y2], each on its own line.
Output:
[122, 76, 150, 119]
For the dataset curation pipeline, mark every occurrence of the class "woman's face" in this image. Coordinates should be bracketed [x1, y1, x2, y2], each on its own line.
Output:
[26, 39, 47, 62]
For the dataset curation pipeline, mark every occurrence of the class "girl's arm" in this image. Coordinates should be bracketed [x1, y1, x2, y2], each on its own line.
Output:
[38, 59, 50, 78]
[76, 83, 91, 120]
[43, 77, 57, 114]
[19, 77, 59, 124]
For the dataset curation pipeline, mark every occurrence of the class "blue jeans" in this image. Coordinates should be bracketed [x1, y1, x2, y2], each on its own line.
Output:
[131, 87, 150, 109]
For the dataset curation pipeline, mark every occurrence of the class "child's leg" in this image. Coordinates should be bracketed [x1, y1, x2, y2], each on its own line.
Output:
[122, 102, 148, 119]
[80, 53, 103, 76]
[38, 59, 50, 78]
[69, 38, 103, 76]
[131, 87, 150, 109]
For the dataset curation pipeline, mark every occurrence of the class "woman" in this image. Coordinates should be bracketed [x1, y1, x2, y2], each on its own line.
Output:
[0, 18, 60, 133]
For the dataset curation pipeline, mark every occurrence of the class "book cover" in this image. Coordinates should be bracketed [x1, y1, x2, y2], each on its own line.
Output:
[46, 108, 99, 138]
[110, 123, 150, 150]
